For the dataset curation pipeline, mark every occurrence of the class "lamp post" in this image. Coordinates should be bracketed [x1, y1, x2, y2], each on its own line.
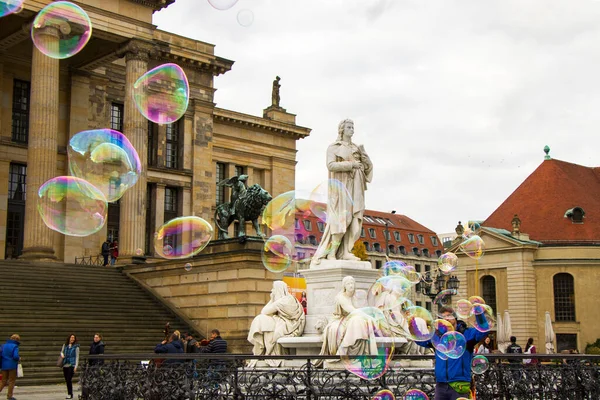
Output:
[384, 210, 396, 258]
[421, 271, 460, 308]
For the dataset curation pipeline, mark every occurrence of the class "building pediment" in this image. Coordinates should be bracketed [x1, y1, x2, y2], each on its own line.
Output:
[447, 227, 541, 255]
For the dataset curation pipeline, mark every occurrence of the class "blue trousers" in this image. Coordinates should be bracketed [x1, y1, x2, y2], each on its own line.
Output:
[435, 382, 470, 400]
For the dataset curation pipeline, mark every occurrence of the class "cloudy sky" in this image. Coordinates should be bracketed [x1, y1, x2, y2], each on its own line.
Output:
[154, 0, 599, 234]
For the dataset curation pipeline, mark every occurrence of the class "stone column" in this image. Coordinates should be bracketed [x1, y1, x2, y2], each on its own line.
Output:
[21, 27, 60, 260]
[155, 184, 166, 231]
[118, 41, 153, 258]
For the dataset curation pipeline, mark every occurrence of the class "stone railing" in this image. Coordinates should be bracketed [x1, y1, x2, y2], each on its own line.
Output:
[79, 353, 600, 400]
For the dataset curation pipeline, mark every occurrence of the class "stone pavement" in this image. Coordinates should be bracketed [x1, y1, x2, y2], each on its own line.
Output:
[9, 384, 80, 400]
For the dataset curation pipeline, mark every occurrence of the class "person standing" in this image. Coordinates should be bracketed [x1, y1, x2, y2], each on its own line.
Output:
[506, 336, 523, 380]
[523, 337, 538, 365]
[60, 334, 80, 399]
[154, 333, 184, 364]
[101, 240, 110, 266]
[184, 333, 198, 354]
[476, 336, 493, 354]
[416, 307, 487, 400]
[199, 330, 227, 355]
[0, 334, 21, 400]
[110, 240, 118, 265]
[88, 333, 105, 366]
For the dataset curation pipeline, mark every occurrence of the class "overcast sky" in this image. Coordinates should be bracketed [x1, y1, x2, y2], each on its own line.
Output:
[154, 0, 599, 234]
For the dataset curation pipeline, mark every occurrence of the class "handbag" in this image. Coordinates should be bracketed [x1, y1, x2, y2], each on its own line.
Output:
[17, 363, 23, 378]
[57, 345, 65, 367]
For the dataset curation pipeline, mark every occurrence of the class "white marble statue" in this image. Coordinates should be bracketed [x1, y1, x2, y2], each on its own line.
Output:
[312, 119, 373, 265]
[247, 281, 306, 367]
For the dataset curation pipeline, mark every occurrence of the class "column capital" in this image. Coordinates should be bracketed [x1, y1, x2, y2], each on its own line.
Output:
[117, 39, 156, 63]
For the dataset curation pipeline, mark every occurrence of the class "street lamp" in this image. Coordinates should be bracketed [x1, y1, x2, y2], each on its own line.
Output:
[421, 271, 460, 301]
[384, 210, 396, 258]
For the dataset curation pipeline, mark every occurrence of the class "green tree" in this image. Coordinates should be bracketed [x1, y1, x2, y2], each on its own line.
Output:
[352, 241, 369, 261]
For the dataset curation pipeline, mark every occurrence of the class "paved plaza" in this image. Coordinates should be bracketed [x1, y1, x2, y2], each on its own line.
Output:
[9, 384, 80, 400]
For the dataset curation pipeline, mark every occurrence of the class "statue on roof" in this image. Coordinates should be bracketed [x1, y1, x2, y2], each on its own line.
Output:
[272, 76, 281, 107]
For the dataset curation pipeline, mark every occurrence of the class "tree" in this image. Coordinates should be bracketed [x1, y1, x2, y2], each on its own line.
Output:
[352, 241, 369, 261]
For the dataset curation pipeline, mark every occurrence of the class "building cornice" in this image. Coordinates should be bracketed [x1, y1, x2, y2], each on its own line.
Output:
[129, 0, 176, 11]
[213, 108, 311, 139]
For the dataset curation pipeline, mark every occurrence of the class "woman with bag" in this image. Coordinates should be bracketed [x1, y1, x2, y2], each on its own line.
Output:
[523, 337, 538, 365]
[0, 334, 21, 400]
[60, 334, 80, 399]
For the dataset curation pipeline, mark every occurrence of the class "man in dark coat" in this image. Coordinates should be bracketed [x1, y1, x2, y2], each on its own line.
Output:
[88, 333, 105, 366]
[155, 333, 184, 364]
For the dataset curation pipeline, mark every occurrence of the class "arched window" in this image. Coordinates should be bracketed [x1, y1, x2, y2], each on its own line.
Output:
[373, 243, 382, 252]
[388, 245, 396, 254]
[422, 248, 430, 257]
[308, 235, 317, 246]
[554, 273, 576, 321]
[399, 246, 406, 255]
[363, 242, 371, 251]
[481, 276, 497, 313]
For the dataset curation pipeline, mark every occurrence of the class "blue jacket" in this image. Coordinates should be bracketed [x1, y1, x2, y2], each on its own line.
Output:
[154, 340, 184, 364]
[1, 339, 20, 370]
[417, 327, 487, 383]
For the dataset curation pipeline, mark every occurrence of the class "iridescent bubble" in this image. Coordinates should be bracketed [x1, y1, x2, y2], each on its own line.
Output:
[469, 304, 495, 332]
[368, 275, 413, 310]
[469, 295, 486, 305]
[403, 389, 429, 400]
[208, 0, 238, 10]
[373, 389, 395, 400]
[308, 179, 353, 229]
[437, 331, 466, 359]
[237, 9, 254, 27]
[135, 248, 143, 256]
[431, 319, 454, 350]
[184, 263, 192, 272]
[438, 252, 458, 275]
[31, 1, 92, 59]
[405, 306, 434, 341]
[68, 129, 141, 202]
[459, 235, 485, 260]
[337, 307, 394, 380]
[433, 289, 455, 317]
[471, 355, 489, 375]
[37, 176, 107, 237]
[456, 299, 473, 319]
[154, 216, 213, 259]
[133, 63, 190, 124]
[0, 0, 24, 17]
[382, 261, 421, 284]
[262, 235, 293, 273]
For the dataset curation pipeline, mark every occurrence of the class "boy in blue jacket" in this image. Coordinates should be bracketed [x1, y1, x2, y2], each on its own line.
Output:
[0, 334, 21, 400]
[416, 307, 487, 400]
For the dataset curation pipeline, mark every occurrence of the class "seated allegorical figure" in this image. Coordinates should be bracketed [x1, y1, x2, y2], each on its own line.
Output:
[319, 276, 358, 359]
[247, 281, 305, 367]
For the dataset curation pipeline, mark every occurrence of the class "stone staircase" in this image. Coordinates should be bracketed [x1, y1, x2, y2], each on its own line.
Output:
[0, 260, 199, 386]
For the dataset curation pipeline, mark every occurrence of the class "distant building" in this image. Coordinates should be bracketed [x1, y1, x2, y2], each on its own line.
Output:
[448, 148, 600, 353]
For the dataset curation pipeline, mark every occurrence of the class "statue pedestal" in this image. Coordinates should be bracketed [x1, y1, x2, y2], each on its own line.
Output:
[301, 260, 380, 336]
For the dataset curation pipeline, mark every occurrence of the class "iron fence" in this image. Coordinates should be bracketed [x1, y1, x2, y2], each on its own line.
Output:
[79, 353, 600, 400]
[75, 254, 105, 266]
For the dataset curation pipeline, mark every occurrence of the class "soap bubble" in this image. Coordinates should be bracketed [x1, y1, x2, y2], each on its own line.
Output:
[37, 176, 107, 237]
[0, 0, 25, 17]
[237, 9, 254, 27]
[135, 248, 144, 256]
[459, 235, 485, 260]
[382, 261, 421, 283]
[436, 331, 466, 359]
[433, 289, 455, 316]
[154, 216, 213, 259]
[403, 389, 429, 400]
[337, 307, 394, 380]
[184, 263, 192, 272]
[133, 63, 189, 124]
[469, 304, 495, 332]
[438, 252, 458, 275]
[208, 0, 238, 10]
[31, 1, 92, 59]
[261, 235, 293, 273]
[431, 319, 454, 350]
[68, 129, 141, 202]
[469, 295, 486, 305]
[471, 355, 489, 375]
[367, 275, 413, 310]
[373, 389, 395, 400]
[456, 299, 473, 319]
[405, 306, 434, 341]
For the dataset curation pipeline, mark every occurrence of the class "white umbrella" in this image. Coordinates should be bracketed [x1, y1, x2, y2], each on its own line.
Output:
[496, 312, 505, 352]
[544, 311, 555, 354]
[501, 310, 512, 353]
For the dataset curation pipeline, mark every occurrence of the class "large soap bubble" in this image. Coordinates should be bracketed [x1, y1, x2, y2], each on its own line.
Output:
[261, 235, 294, 273]
[154, 216, 213, 259]
[31, 1, 92, 59]
[459, 235, 485, 259]
[337, 307, 394, 380]
[403, 389, 429, 400]
[133, 63, 190, 124]
[436, 331, 467, 359]
[373, 389, 395, 400]
[469, 303, 495, 332]
[0, 0, 24, 17]
[382, 261, 421, 283]
[38, 176, 107, 237]
[431, 318, 454, 351]
[367, 275, 413, 310]
[405, 306, 435, 341]
[472, 355, 490, 375]
[68, 129, 141, 202]
[438, 252, 458, 275]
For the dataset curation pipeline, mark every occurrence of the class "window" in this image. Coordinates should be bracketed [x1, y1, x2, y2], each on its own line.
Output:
[415, 264, 421, 291]
[373, 243, 382, 252]
[376, 218, 387, 224]
[416, 301, 422, 308]
[554, 273, 576, 321]
[216, 162, 226, 205]
[426, 302, 432, 312]
[317, 221, 325, 232]
[235, 165, 245, 177]
[408, 233, 415, 243]
[8, 163, 26, 202]
[297, 251, 305, 260]
[107, 200, 120, 244]
[364, 216, 374, 223]
[388, 245, 396, 254]
[303, 220, 312, 231]
[360, 227, 365, 237]
[425, 265, 431, 273]
[363, 242, 371, 251]
[481, 276, 497, 314]
[11, 79, 30, 144]
[399, 246, 406, 255]
[412, 247, 420, 256]
[308, 235, 317, 245]
[164, 187, 179, 249]
[384, 230, 391, 240]
[417, 234, 424, 244]
[556, 334, 578, 353]
[166, 122, 180, 169]
[431, 236, 439, 246]
[295, 234, 304, 244]
[295, 218, 300, 229]
[369, 228, 376, 238]
[394, 231, 401, 241]
[375, 260, 382, 269]
[422, 248, 429, 257]
[110, 103, 124, 132]
[145, 184, 156, 256]
[436, 250, 442, 257]
[148, 121, 158, 167]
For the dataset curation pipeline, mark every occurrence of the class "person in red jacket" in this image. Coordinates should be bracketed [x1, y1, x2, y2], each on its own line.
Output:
[110, 240, 118, 265]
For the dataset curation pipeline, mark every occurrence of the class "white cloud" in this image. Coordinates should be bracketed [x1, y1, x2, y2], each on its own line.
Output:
[154, 0, 600, 234]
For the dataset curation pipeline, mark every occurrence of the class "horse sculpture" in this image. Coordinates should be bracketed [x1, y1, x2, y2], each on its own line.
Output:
[214, 183, 272, 239]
